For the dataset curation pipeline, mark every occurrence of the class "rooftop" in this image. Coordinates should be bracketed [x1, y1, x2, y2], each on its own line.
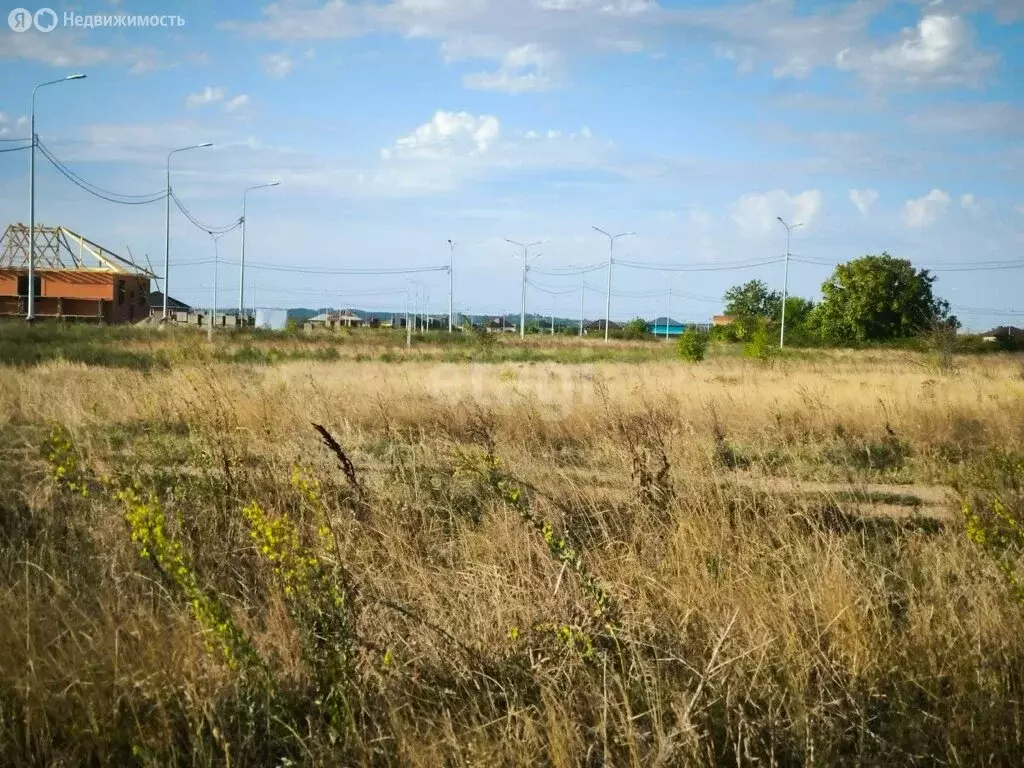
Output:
[0, 224, 155, 277]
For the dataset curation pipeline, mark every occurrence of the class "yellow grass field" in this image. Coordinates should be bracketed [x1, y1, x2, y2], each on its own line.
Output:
[1, 335, 1023, 765]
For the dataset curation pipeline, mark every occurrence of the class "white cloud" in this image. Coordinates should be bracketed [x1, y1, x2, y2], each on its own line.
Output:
[262, 53, 295, 79]
[223, 1, 997, 95]
[387, 111, 502, 160]
[185, 86, 226, 108]
[835, 14, 995, 87]
[225, 94, 251, 113]
[731, 189, 823, 237]
[459, 43, 563, 93]
[849, 189, 879, 216]
[960, 192, 980, 212]
[0, 113, 29, 137]
[903, 188, 951, 228]
[905, 102, 1023, 135]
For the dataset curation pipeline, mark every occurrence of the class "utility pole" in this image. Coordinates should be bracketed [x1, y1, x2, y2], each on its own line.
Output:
[551, 313, 555, 335]
[666, 285, 672, 341]
[776, 216, 803, 349]
[207, 230, 227, 343]
[447, 239, 455, 333]
[405, 288, 411, 348]
[163, 142, 212, 321]
[28, 74, 86, 321]
[593, 226, 635, 342]
[240, 181, 279, 323]
[506, 239, 544, 339]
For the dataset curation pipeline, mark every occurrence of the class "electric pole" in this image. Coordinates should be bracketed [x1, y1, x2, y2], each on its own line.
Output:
[593, 226, 635, 341]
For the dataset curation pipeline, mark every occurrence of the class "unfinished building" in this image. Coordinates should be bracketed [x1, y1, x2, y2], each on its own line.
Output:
[0, 223, 155, 323]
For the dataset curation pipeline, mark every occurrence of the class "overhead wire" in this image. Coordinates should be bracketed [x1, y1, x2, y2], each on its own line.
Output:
[35, 139, 167, 203]
[0, 144, 31, 154]
[170, 190, 241, 234]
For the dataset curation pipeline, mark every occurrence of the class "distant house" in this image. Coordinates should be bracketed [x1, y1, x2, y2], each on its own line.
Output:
[981, 326, 1024, 343]
[647, 316, 685, 336]
[149, 291, 191, 315]
[712, 315, 734, 326]
[584, 320, 621, 334]
[307, 310, 362, 328]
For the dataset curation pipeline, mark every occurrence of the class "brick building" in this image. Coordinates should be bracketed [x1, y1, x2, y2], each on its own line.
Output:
[0, 223, 154, 323]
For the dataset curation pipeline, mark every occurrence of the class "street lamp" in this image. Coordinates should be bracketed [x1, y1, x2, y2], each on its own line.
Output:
[506, 238, 545, 339]
[240, 181, 280, 322]
[447, 239, 455, 333]
[776, 216, 803, 349]
[207, 230, 230, 342]
[163, 142, 213, 321]
[27, 73, 86, 322]
[593, 226, 635, 342]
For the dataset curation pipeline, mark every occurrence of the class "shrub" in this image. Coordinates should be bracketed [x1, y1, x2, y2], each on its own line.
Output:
[618, 317, 651, 341]
[743, 319, 776, 362]
[677, 326, 709, 362]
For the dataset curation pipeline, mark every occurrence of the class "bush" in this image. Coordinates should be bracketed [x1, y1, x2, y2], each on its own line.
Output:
[618, 318, 651, 341]
[677, 326, 709, 362]
[743, 319, 776, 362]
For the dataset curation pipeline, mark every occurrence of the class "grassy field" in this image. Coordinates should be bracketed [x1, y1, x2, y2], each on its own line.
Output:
[1, 323, 1023, 766]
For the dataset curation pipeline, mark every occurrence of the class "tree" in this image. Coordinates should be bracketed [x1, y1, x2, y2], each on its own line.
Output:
[723, 280, 782, 321]
[722, 280, 782, 340]
[811, 253, 956, 343]
[782, 296, 815, 329]
[677, 326, 709, 362]
[619, 317, 650, 340]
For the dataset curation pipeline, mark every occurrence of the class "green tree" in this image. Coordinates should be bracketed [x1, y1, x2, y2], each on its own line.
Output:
[724, 280, 782, 321]
[722, 280, 782, 340]
[783, 296, 815, 329]
[619, 317, 651, 340]
[811, 253, 956, 343]
[677, 326, 709, 362]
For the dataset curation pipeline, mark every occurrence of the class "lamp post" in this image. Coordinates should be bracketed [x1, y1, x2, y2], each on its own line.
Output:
[240, 181, 279, 322]
[776, 216, 803, 349]
[447, 239, 455, 332]
[207, 230, 229, 342]
[506, 239, 544, 339]
[28, 73, 86, 321]
[163, 142, 213, 321]
[593, 226, 635, 342]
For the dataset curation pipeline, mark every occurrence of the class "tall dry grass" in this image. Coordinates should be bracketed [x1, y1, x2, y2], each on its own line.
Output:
[0, 345, 1023, 765]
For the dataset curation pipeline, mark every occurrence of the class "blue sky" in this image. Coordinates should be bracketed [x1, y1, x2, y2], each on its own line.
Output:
[1, 0, 1022, 329]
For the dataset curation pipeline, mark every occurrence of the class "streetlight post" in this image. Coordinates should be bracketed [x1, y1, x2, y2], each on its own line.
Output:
[163, 142, 213, 321]
[447, 239, 455, 333]
[240, 181, 279, 323]
[593, 226, 635, 342]
[666, 284, 672, 341]
[776, 216, 803, 349]
[27, 74, 86, 321]
[405, 288, 412, 348]
[506, 239, 544, 339]
[207, 230, 228, 342]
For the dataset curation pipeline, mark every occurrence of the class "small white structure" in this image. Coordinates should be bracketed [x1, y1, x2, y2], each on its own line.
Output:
[255, 308, 288, 330]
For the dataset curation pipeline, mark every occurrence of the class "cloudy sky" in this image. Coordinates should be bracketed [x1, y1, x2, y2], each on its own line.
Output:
[1, 0, 1022, 328]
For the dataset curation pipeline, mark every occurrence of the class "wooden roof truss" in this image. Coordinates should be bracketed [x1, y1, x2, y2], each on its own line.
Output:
[0, 223, 155, 277]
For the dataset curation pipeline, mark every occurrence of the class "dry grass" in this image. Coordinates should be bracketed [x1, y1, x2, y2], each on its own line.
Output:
[1, 338, 1023, 765]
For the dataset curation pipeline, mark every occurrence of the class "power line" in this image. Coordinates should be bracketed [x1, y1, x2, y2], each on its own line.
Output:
[35, 139, 167, 203]
[0, 144, 31, 154]
[617, 256, 784, 272]
[790, 255, 1024, 272]
[170, 190, 241, 235]
[0, 136, 31, 142]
